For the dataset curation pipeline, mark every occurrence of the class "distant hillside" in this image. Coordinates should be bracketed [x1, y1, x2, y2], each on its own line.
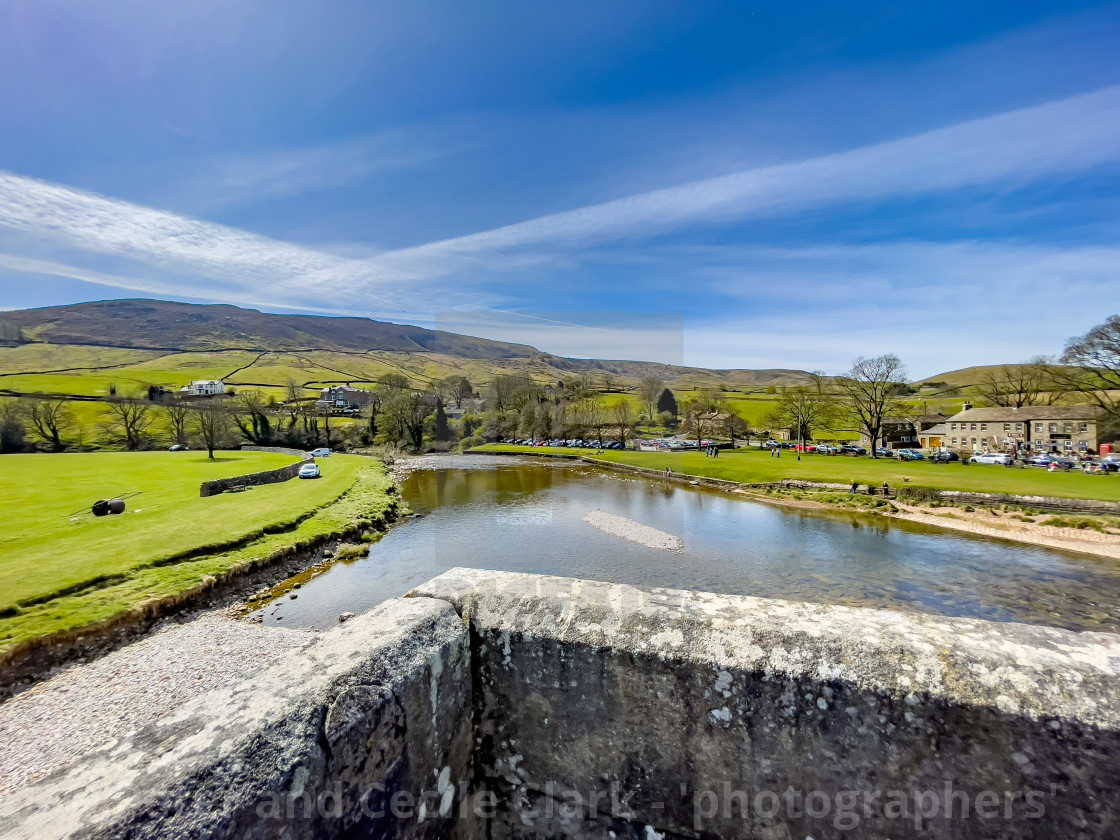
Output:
[2, 299, 536, 359]
[915, 364, 1081, 391]
[0, 299, 811, 390]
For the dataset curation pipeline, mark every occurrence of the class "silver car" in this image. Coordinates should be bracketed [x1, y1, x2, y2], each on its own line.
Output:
[970, 452, 1012, 465]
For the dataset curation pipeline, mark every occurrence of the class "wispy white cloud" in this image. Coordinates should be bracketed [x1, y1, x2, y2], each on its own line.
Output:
[1, 85, 1119, 331]
[348, 84, 1120, 287]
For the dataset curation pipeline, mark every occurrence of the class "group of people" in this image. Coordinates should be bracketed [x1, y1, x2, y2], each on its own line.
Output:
[704, 445, 721, 457]
[849, 480, 891, 495]
[769, 446, 782, 458]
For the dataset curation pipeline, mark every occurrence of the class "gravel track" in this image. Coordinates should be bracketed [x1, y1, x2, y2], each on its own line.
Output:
[583, 509, 683, 551]
[0, 614, 314, 796]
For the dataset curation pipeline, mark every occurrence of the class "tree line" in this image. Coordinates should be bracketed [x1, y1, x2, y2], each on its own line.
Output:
[1, 314, 1118, 456]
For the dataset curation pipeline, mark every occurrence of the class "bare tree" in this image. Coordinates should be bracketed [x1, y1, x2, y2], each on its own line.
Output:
[378, 373, 411, 392]
[161, 400, 191, 446]
[722, 410, 751, 447]
[487, 375, 535, 412]
[104, 397, 154, 450]
[766, 373, 836, 446]
[638, 376, 666, 422]
[837, 355, 908, 458]
[1058, 314, 1120, 435]
[680, 389, 724, 449]
[231, 390, 273, 444]
[610, 399, 634, 446]
[27, 397, 73, 451]
[192, 403, 233, 459]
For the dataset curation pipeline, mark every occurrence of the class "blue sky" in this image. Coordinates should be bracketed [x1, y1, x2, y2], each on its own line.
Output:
[1, 1, 1119, 378]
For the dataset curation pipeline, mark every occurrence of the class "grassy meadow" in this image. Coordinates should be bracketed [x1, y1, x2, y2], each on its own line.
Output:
[475, 444, 1120, 501]
[0, 451, 395, 657]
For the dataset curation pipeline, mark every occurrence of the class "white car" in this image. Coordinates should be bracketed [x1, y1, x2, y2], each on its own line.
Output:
[309, 447, 332, 458]
[971, 452, 1012, 465]
[299, 462, 321, 479]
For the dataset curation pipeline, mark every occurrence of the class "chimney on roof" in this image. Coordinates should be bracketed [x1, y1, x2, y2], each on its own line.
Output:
[962, 402, 972, 411]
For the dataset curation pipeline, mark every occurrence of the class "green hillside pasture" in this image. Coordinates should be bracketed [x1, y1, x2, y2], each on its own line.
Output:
[0, 344, 164, 376]
[0, 350, 258, 397]
[0, 452, 390, 655]
[477, 445, 1120, 502]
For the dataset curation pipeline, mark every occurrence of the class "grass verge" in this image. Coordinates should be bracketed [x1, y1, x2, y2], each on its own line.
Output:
[471, 444, 1120, 502]
[0, 453, 395, 660]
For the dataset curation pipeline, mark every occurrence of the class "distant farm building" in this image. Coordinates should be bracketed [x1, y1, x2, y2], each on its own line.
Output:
[180, 379, 225, 397]
[320, 385, 374, 409]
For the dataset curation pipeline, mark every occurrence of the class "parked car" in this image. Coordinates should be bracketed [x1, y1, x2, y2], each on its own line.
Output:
[839, 444, 866, 455]
[310, 447, 332, 458]
[1101, 456, 1120, 473]
[299, 462, 321, 479]
[169, 443, 189, 452]
[896, 449, 925, 461]
[1026, 454, 1074, 468]
[930, 450, 960, 462]
[816, 444, 839, 455]
[794, 443, 817, 452]
[971, 452, 1013, 465]
[874, 447, 893, 457]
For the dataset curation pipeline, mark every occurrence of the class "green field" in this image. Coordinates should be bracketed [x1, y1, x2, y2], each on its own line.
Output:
[476, 445, 1120, 501]
[0, 451, 395, 656]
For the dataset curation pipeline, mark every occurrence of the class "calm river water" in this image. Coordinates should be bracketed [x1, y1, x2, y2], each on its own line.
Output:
[253, 455, 1120, 633]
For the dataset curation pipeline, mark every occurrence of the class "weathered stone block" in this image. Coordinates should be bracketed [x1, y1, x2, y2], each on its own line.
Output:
[411, 568, 1120, 839]
[0, 598, 476, 840]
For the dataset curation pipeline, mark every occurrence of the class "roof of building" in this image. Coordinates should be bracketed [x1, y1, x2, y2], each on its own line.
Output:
[947, 405, 1104, 423]
[919, 423, 949, 436]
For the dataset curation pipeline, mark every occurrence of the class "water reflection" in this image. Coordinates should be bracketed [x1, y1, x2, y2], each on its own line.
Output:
[256, 456, 1120, 633]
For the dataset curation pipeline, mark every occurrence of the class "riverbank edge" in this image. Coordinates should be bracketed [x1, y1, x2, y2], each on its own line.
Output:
[0, 459, 403, 698]
[467, 449, 1120, 561]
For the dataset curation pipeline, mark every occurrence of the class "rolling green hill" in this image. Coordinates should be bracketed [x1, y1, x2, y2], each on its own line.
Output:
[0, 299, 811, 395]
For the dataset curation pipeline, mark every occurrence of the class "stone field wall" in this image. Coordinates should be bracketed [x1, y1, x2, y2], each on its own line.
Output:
[200, 450, 314, 497]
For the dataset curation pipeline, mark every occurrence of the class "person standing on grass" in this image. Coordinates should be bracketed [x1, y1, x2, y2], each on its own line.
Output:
[850, 480, 858, 494]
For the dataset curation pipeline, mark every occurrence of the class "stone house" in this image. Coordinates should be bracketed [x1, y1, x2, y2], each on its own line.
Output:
[320, 385, 374, 409]
[945, 404, 1106, 454]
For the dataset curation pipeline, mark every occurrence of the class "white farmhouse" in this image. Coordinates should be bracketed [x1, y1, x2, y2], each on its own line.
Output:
[180, 379, 226, 397]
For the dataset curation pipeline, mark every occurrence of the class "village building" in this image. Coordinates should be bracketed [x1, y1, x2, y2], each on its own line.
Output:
[320, 385, 374, 409]
[179, 379, 225, 397]
[945, 404, 1107, 454]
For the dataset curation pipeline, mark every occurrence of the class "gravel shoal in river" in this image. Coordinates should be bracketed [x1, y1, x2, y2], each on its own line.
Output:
[583, 509, 683, 551]
[0, 614, 314, 796]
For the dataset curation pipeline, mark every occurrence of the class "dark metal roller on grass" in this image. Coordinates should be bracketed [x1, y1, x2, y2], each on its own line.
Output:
[67, 492, 142, 518]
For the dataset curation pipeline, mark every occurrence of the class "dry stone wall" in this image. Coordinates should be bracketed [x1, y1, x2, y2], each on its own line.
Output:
[199, 451, 313, 497]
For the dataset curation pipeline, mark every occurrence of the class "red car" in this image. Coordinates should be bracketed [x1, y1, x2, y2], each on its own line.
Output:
[794, 443, 818, 452]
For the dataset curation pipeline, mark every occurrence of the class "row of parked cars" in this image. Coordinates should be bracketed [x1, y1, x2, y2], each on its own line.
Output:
[503, 439, 626, 449]
[769, 440, 1119, 470]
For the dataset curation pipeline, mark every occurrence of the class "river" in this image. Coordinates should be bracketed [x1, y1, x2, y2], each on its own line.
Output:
[251, 455, 1120, 633]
